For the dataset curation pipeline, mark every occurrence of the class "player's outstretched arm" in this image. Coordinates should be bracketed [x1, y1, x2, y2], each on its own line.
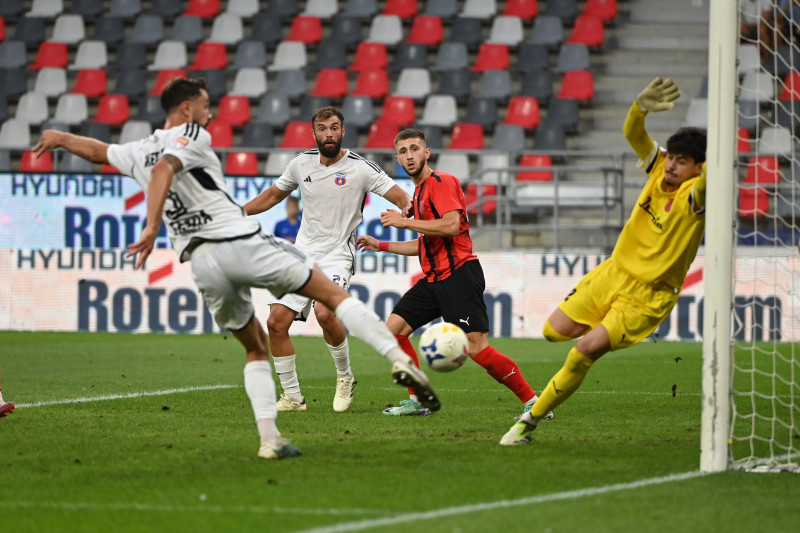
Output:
[636, 77, 680, 113]
[381, 209, 460, 237]
[356, 235, 418, 256]
[622, 77, 679, 162]
[383, 185, 413, 217]
[692, 164, 707, 213]
[32, 130, 110, 164]
[243, 184, 292, 216]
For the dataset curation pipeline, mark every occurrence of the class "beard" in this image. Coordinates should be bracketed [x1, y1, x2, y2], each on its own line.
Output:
[317, 137, 342, 158]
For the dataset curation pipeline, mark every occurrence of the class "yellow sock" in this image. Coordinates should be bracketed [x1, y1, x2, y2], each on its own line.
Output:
[530, 347, 594, 419]
[542, 318, 574, 342]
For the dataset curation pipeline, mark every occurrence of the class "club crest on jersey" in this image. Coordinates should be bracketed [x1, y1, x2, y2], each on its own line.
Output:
[334, 172, 347, 187]
[169, 137, 189, 150]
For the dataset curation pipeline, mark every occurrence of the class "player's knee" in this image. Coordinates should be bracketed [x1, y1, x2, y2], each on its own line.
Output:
[266, 311, 293, 336]
[543, 318, 575, 342]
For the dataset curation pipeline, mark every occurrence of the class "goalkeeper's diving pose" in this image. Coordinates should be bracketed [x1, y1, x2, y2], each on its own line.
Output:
[501, 77, 708, 445]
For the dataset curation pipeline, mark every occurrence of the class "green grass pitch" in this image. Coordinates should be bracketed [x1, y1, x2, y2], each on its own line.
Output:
[1, 331, 798, 532]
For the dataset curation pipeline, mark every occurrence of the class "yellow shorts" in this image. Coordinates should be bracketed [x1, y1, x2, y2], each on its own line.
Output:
[557, 258, 680, 351]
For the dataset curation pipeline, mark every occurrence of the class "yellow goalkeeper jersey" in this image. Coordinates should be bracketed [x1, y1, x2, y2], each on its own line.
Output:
[612, 149, 705, 290]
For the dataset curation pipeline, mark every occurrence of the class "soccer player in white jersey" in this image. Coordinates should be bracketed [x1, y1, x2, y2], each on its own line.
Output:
[244, 107, 412, 413]
[32, 77, 440, 459]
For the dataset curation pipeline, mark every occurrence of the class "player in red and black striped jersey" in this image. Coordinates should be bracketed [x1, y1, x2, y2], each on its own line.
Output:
[357, 128, 548, 422]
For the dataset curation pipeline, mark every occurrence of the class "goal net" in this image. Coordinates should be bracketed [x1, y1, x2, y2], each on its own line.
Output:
[711, 0, 800, 473]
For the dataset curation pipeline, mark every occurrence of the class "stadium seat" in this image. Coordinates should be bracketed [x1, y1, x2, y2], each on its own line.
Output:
[758, 126, 793, 156]
[51, 14, 85, 45]
[230, 68, 268, 99]
[240, 122, 275, 148]
[119, 120, 152, 143]
[490, 124, 526, 151]
[584, 0, 618, 22]
[0, 41, 26, 70]
[171, 15, 204, 46]
[112, 67, 148, 99]
[112, 43, 147, 71]
[273, 70, 307, 99]
[478, 152, 511, 185]
[269, 41, 307, 71]
[0, 95, 6, 124]
[205, 119, 233, 147]
[93, 94, 130, 125]
[416, 124, 443, 149]
[423, 0, 456, 18]
[364, 121, 401, 148]
[329, 15, 364, 48]
[72, 68, 107, 98]
[544, 0, 578, 24]
[379, 95, 416, 127]
[464, 97, 499, 131]
[487, 16, 524, 47]
[464, 184, 497, 215]
[149, 41, 188, 70]
[435, 68, 472, 102]
[740, 71, 775, 103]
[502, 0, 538, 19]
[129, 14, 164, 46]
[185, 0, 221, 18]
[557, 70, 595, 101]
[280, 121, 315, 149]
[547, 97, 581, 132]
[81, 121, 111, 142]
[101, 163, 122, 174]
[684, 98, 708, 128]
[472, 43, 510, 72]
[33, 68, 68, 98]
[209, 13, 244, 45]
[475, 70, 512, 101]
[255, 93, 292, 127]
[30, 42, 69, 70]
[433, 152, 470, 177]
[298, 95, 332, 121]
[149, 0, 183, 18]
[461, 0, 497, 19]
[108, 0, 141, 19]
[554, 44, 591, 73]
[216, 95, 251, 127]
[520, 68, 554, 105]
[225, 151, 259, 176]
[198, 69, 228, 100]
[393, 68, 432, 100]
[737, 127, 751, 154]
[341, 95, 375, 129]
[31, 0, 64, 17]
[779, 71, 800, 101]
[59, 151, 93, 172]
[351, 69, 389, 99]
[366, 15, 404, 46]
[383, 0, 418, 18]
[266, 0, 300, 20]
[135, 95, 166, 127]
[0, 0, 23, 21]
[418, 95, 458, 127]
[503, 96, 540, 129]
[91, 15, 125, 45]
[517, 154, 554, 182]
[264, 151, 295, 176]
[150, 69, 187, 96]
[313, 39, 348, 70]
[744, 156, 780, 185]
[20, 150, 53, 172]
[0, 150, 9, 172]
[447, 123, 484, 149]
[533, 120, 566, 150]
[738, 187, 769, 218]
[407, 15, 443, 45]
[0, 119, 31, 149]
[303, 0, 338, 18]
[432, 42, 469, 72]
[189, 41, 228, 70]
[15, 92, 49, 126]
[350, 42, 388, 71]
[13, 16, 47, 49]
[287, 15, 323, 44]
[69, 41, 108, 70]
[309, 68, 349, 99]
[567, 14, 605, 47]
[391, 42, 428, 71]
[53, 93, 89, 125]
[528, 15, 564, 49]
[232, 40, 268, 69]
[447, 17, 484, 50]
[342, 0, 378, 19]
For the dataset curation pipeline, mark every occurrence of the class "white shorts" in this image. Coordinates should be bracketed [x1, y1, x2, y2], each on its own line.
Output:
[190, 233, 315, 331]
[266, 253, 353, 321]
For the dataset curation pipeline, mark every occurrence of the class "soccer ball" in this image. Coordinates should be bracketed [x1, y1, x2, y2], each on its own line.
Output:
[419, 322, 469, 372]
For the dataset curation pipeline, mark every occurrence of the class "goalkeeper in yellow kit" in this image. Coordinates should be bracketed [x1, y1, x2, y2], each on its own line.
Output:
[501, 77, 707, 445]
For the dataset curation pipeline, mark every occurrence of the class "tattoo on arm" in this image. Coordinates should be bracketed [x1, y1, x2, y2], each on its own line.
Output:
[161, 154, 183, 174]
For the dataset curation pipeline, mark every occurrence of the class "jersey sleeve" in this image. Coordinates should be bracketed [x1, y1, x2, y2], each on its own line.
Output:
[430, 176, 464, 216]
[161, 127, 212, 172]
[365, 161, 396, 196]
[274, 154, 300, 192]
[106, 142, 137, 177]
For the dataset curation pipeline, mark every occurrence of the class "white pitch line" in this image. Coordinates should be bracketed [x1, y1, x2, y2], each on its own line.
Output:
[0, 501, 384, 516]
[14, 384, 239, 408]
[289, 471, 707, 533]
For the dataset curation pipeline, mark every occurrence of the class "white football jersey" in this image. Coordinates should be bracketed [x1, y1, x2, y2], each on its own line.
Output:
[275, 149, 396, 258]
[107, 122, 260, 262]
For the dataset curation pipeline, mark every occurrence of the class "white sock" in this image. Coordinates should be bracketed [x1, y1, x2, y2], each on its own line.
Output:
[327, 339, 351, 375]
[525, 394, 538, 406]
[243, 360, 280, 441]
[335, 297, 404, 361]
[273, 354, 302, 398]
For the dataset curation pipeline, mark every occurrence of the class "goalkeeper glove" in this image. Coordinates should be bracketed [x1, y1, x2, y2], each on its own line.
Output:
[636, 77, 681, 113]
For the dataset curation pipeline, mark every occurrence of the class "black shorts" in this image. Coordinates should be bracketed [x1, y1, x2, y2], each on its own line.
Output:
[392, 259, 489, 333]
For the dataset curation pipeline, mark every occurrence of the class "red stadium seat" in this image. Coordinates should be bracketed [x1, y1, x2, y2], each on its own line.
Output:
[557, 70, 595, 101]
[216, 95, 251, 126]
[584, 0, 618, 22]
[72, 68, 108, 98]
[150, 69, 187, 96]
[464, 184, 497, 215]
[101, 164, 121, 174]
[225, 151, 259, 176]
[382, 0, 419, 18]
[471, 43, 510, 72]
[502, 0, 538, 19]
[93, 94, 130, 125]
[447, 123, 484, 149]
[20, 150, 53, 172]
[737, 127, 751, 153]
[364, 121, 401, 149]
[351, 69, 389, 99]
[206, 119, 233, 147]
[566, 14, 605, 47]
[379, 96, 416, 127]
[503, 96, 540, 129]
[30, 41, 68, 70]
[516, 154, 553, 182]
[744, 156, 781, 184]
[287, 15, 323, 44]
[0, 16, 6, 42]
[778, 71, 800, 101]
[280, 121, 315, 149]
[738, 187, 769, 218]
[309, 68, 349, 99]
[184, 0, 221, 18]
[350, 42, 388, 72]
[406, 15, 443, 45]
[189, 41, 228, 70]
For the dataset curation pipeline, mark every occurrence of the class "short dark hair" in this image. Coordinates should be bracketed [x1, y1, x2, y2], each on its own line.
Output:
[160, 77, 207, 114]
[311, 106, 345, 127]
[666, 127, 707, 164]
[394, 128, 426, 146]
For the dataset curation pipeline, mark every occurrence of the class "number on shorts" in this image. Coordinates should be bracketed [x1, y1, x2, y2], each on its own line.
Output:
[331, 274, 348, 289]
